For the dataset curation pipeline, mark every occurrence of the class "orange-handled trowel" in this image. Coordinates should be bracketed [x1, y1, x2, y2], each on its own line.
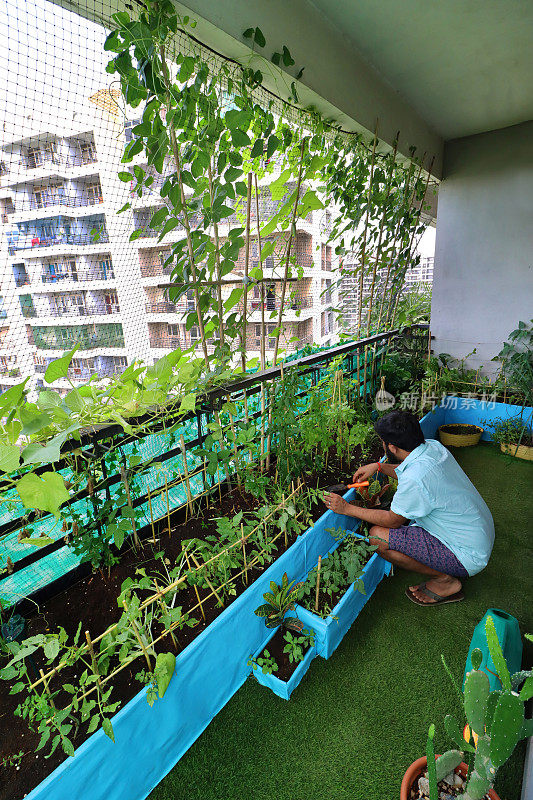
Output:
[324, 481, 369, 493]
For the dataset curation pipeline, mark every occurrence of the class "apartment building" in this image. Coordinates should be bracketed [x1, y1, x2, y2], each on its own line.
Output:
[0, 94, 338, 394]
[339, 255, 434, 335]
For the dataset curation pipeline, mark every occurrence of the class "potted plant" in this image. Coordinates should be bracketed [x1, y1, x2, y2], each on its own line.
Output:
[485, 416, 533, 461]
[401, 615, 533, 800]
[249, 573, 316, 700]
[438, 423, 484, 448]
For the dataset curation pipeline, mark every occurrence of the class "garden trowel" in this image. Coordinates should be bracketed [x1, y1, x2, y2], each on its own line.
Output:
[324, 481, 369, 494]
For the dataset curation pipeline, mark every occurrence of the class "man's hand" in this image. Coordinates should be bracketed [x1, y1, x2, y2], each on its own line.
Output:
[324, 492, 354, 516]
[353, 463, 379, 483]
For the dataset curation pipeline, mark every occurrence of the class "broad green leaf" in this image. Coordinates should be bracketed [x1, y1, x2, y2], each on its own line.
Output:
[43, 637, 60, 660]
[179, 393, 196, 413]
[21, 432, 68, 465]
[155, 652, 176, 698]
[224, 287, 244, 311]
[65, 390, 85, 413]
[20, 413, 52, 437]
[44, 346, 80, 383]
[0, 442, 20, 473]
[269, 169, 291, 201]
[0, 380, 28, 411]
[16, 472, 69, 519]
[231, 129, 250, 148]
[37, 390, 62, 410]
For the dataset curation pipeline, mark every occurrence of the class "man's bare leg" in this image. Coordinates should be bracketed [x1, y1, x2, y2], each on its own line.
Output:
[368, 525, 462, 604]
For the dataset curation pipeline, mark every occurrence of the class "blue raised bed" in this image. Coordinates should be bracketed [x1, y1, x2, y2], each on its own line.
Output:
[419, 397, 532, 441]
[24, 490, 371, 800]
[295, 546, 392, 660]
[250, 628, 317, 700]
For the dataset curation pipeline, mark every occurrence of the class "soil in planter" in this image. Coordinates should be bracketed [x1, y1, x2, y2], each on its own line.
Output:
[257, 626, 313, 683]
[0, 439, 384, 800]
[412, 770, 490, 799]
[440, 424, 481, 435]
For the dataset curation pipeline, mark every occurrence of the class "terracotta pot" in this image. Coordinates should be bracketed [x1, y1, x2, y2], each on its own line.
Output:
[400, 755, 500, 800]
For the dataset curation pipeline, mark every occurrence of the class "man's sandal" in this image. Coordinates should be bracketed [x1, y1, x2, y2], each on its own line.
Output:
[405, 582, 464, 606]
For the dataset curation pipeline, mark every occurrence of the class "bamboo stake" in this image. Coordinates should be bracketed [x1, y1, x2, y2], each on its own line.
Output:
[183, 547, 206, 622]
[207, 160, 226, 347]
[122, 599, 152, 671]
[254, 174, 267, 471]
[366, 134, 399, 336]
[85, 630, 104, 692]
[272, 139, 306, 367]
[241, 172, 252, 376]
[241, 523, 248, 585]
[64, 516, 306, 710]
[154, 580, 178, 651]
[389, 157, 435, 331]
[39, 669, 55, 706]
[357, 122, 379, 338]
[28, 483, 306, 692]
[164, 476, 173, 532]
[158, 44, 210, 367]
[374, 155, 420, 333]
[190, 552, 224, 608]
[315, 556, 322, 612]
[179, 435, 193, 516]
[147, 487, 156, 545]
[120, 464, 141, 551]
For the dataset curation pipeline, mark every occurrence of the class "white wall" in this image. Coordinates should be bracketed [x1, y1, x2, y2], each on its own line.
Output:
[431, 121, 533, 374]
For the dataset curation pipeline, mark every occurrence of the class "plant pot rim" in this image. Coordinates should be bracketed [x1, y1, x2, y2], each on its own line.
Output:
[439, 423, 484, 433]
[400, 755, 501, 800]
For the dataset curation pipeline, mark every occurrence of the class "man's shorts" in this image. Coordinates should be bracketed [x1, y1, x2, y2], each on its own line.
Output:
[388, 525, 469, 578]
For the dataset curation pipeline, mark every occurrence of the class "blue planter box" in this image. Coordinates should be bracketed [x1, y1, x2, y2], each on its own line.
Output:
[295, 549, 392, 660]
[250, 629, 317, 700]
[419, 397, 532, 441]
[24, 491, 366, 800]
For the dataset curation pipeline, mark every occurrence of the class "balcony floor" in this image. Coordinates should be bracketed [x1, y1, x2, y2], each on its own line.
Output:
[149, 443, 532, 800]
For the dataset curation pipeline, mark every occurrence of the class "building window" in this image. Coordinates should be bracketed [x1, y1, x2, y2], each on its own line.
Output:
[87, 182, 103, 205]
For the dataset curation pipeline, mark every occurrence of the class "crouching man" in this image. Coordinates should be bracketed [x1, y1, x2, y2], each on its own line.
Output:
[324, 410, 494, 605]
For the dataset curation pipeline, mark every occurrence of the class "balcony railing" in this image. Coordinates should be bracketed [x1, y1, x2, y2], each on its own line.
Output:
[18, 193, 104, 212]
[21, 307, 37, 318]
[145, 301, 177, 314]
[33, 333, 125, 351]
[40, 268, 115, 284]
[5, 151, 98, 174]
[149, 335, 183, 349]
[8, 231, 109, 254]
[14, 275, 30, 287]
[140, 263, 173, 278]
[43, 305, 120, 318]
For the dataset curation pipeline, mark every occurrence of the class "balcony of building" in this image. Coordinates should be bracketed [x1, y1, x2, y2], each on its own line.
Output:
[30, 322, 125, 351]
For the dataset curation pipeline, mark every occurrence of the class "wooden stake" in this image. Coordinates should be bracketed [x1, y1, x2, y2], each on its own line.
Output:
[190, 552, 224, 608]
[254, 173, 267, 471]
[39, 669, 55, 707]
[357, 121, 379, 337]
[147, 487, 156, 545]
[164, 476, 172, 534]
[282, 493, 287, 548]
[183, 547, 206, 622]
[179, 435, 193, 516]
[85, 630, 104, 692]
[120, 464, 141, 551]
[315, 556, 322, 612]
[241, 523, 248, 585]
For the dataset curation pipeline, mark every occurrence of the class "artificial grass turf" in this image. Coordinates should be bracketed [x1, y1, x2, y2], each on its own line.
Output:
[149, 443, 532, 800]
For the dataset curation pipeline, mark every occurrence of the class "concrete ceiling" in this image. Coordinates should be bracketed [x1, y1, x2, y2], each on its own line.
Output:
[309, 0, 533, 140]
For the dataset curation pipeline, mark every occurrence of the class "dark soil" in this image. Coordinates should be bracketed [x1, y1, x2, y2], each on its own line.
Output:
[440, 424, 482, 435]
[258, 625, 312, 682]
[0, 440, 384, 800]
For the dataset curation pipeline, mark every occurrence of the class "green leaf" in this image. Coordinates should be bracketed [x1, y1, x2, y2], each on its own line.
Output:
[155, 652, 176, 698]
[179, 393, 196, 413]
[44, 346, 80, 383]
[16, 472, 69, 519]
[22, 432, 68, 465]
[118, 171, 133, 182]
[0, 442, 20, 473]
[250, 138, 264, 159]
[102, 718, 115, 743]
[231, 129, 250, 148]
[519, 674, 533, 702]
[269, 169, 291, 201]
[25, 536, 55, 548]
[266, 135, 280, 160]
[43, 637, 60, 660]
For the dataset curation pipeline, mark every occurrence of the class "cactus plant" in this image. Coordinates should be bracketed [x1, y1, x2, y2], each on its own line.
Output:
[426, 615, 532, 799]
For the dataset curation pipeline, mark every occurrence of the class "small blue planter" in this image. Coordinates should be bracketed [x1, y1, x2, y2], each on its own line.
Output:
[294, 547, 392, 660]
[250, 629, 317, 700]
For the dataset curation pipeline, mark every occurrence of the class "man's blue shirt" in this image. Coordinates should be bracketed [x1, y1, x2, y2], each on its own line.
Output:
[390, 439, 495, 576]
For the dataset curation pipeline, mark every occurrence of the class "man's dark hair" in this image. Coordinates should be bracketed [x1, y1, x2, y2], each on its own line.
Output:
[374, 410, 425, 451]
